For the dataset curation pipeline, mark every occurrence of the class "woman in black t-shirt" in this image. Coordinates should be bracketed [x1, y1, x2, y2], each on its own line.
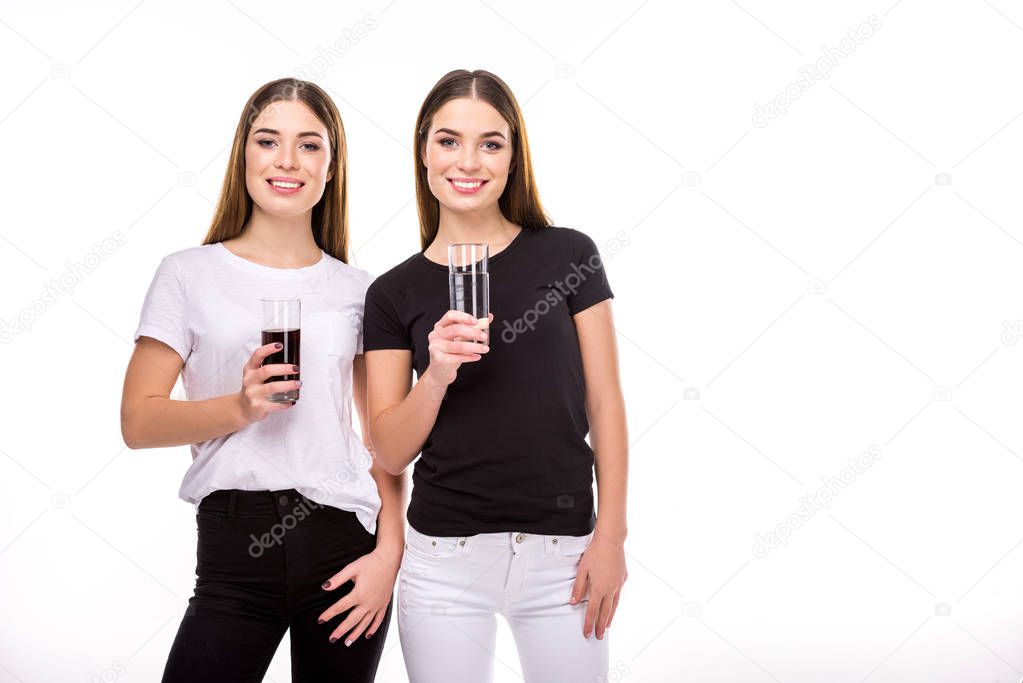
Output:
[362, 69, 628, 683]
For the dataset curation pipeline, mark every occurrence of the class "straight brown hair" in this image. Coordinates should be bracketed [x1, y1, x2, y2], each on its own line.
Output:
[202, 78, 350, 263]
[414, 69, 550, 251]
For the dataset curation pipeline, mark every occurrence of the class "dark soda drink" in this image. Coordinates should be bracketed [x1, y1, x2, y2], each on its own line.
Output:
[261, 328, 300, 403]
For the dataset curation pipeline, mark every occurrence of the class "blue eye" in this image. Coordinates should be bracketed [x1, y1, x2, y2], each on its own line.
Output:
[301, 143, 320, 151]
[439, 138, 457, 147]
[483, 141, 502, 151]
[257, 139, 276, 148]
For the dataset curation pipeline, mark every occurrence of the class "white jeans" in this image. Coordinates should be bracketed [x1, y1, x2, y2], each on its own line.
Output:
[398, 525, 609, 683]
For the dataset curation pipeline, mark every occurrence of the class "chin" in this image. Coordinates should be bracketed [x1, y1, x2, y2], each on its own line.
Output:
[257, 198, 316, 218]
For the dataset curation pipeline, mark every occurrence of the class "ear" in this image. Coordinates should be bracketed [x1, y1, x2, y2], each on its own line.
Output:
[326, 163, 334, 183]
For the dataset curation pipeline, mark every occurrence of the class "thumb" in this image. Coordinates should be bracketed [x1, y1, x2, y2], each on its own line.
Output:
[569, 565, 588, 605]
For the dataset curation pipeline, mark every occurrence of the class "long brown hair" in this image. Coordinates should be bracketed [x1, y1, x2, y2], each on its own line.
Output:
[414, 69, 550, 251]
[202, 78, 350, 263]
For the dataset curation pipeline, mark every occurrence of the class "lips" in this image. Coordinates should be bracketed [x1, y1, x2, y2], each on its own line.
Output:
[267, 177, 305, 195]
[448, 178, 488, 195]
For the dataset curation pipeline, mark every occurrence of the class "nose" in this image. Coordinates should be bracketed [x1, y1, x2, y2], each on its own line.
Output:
[274, 146, 298, 171]
[456, 145, 481, 173]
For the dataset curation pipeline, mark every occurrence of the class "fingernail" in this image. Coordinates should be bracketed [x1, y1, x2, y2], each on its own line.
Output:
[317, 618, 325, 624]
[329, 636, 338, 643]
[292, 365, 299, 372]
[275, 342, 283, 349]
[322, 581, 330, 589]
[344, 640, 352, 647]
[366, 633, 373, 640]
[296, 380, 303, 387]
[482, 345, 490, 352]
[569, 596, 577, 604]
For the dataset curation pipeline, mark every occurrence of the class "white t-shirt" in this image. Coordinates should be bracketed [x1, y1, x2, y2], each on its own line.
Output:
[134, 242, 381, 533]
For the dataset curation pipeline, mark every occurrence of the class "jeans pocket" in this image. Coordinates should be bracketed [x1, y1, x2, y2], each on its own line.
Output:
[196, 510, 225, 533]
[403, 526, 463, 560]
[554, 532, 593, 561]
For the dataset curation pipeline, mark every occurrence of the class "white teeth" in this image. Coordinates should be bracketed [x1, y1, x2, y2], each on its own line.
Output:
[453, 180, 483, 189]
[270, 181, 301, 189]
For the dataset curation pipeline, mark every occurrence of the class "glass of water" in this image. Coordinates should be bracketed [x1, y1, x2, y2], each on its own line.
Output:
[448, 243, 489, 341]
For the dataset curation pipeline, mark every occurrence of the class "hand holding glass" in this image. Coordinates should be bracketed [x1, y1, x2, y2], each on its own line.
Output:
[448, 243, 489, 343]
[260, 298, 301, 403]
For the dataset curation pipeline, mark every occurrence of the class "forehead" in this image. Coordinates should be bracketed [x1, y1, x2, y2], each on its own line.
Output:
[430, 98, 509, 135]
[250, 99, 326, 135]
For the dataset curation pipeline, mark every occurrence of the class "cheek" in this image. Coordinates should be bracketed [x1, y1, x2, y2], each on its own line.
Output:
[244, 148, 267, 184]
[424, 152, 446, 177]
[487, 151, 512, 176]
[486, 154, 512, 186]
[244, 144, 268, 170]
[309, 154, 330, 181]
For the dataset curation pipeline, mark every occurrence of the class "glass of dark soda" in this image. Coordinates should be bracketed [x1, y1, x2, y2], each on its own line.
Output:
[260, 298, 300, 403]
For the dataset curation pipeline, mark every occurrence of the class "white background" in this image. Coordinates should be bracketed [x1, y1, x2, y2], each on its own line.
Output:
[1, 1, 1022, 681]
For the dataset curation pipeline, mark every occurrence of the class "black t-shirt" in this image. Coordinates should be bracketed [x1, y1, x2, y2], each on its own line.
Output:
[363, 226, 614, 536]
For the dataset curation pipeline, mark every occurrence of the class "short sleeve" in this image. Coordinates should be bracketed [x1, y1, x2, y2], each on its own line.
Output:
[352, 269, 376, 355]
[362, 278, 412, 351]
[566, 230, 614, 315]
[134, 256, 193, 363]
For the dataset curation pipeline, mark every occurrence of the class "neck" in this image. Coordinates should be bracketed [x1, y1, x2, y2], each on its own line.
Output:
[234, 205, 321, 268]
[434, 204, 517, 248]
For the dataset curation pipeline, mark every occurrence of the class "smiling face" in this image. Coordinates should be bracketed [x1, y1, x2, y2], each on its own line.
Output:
[422, 97, 513, 216]
[244, 99, 333, 218]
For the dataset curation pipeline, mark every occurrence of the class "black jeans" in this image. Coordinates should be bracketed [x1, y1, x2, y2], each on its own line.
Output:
[162, 489, 391, 682]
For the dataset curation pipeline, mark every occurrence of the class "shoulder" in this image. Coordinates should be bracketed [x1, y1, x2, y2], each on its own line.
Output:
[151, 245, 224, 280]
[528, 226, 602, 257]
[157, 244, 221, 276]
[322, 254, 376, 293]
[529, 225, 596, 247]
[365, 253, 422, 299]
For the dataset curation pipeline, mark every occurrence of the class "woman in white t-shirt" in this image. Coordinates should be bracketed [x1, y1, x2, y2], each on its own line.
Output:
[120, 78, 403, 682]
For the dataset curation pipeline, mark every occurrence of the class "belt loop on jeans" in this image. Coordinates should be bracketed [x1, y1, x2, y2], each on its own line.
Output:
[227, 490, 238, 521]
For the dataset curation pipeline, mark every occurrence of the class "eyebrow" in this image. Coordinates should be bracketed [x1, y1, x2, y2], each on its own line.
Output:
[434, 127, 507, 140]
[252, 128, 325, 140]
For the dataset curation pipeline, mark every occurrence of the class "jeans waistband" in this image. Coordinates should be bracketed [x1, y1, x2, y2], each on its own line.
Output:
[199, 489, 323, 520]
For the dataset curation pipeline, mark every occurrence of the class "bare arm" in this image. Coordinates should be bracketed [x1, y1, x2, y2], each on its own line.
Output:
[363, 349, 445, 475]
[570, 299, 629, 641]
[314, 353, 411, 645]
[353, 353, 406, 564]
[576, 300, 629, 545]
[120, 336, 299, 449]
[364, 311, 491, 475]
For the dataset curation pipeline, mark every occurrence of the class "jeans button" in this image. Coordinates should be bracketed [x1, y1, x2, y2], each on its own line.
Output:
[515, 533, 525, 543]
